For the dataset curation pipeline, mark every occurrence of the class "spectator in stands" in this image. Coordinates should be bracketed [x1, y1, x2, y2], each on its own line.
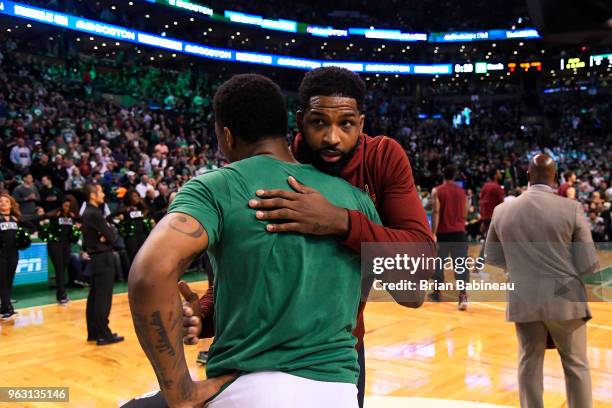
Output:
[123, 171, 138, 190]
[135, 175, 151, 198]
[588, 210, 606, 242]
[0, 157, 16, 193]
[31, 153, 53, 182]
[67, 167, 86, 192]
[10, 137, 31, 170]
[12, 173, 40, 218]
[51, 155, 69, 190]
[40, 175, 63, 213]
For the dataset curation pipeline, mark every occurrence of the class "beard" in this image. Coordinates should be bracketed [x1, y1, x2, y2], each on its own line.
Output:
[302, 137, 361, 176]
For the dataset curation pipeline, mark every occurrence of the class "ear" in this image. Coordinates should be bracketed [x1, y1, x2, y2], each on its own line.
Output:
[223, 127, 234, 149]
[296, 110, 304, 135]
[358, 113, 365, 134]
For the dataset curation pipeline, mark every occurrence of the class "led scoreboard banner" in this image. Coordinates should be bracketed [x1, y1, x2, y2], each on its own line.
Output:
[560, 57, 587, 70]
[589, 54, 612, 67]
[429, 29, 540, 42]
[144, 0, 539, 43]
[0, 1, 452, 75]
[508, 61, 542, 72]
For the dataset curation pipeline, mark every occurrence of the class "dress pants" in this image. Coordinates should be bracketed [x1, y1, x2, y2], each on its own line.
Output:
[86, 251, 115, 339]
[515, 318, 592, 408]
[48, 242, 71, 300]
[0, 250, 18, 314]
[125, 234, 146, 265]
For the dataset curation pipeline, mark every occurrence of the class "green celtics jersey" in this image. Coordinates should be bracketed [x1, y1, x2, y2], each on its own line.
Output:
[169, 155, 380, 384]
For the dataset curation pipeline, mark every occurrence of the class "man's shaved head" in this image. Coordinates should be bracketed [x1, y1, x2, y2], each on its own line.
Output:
[528, 153, 557, 187]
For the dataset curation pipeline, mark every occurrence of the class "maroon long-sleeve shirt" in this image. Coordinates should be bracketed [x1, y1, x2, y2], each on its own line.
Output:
[199, 133, 435, 346]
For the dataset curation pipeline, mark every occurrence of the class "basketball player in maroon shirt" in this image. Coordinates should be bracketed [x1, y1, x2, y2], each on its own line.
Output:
[181, 67, 435, 408]
[558, 170, 577, 199]
[429, 165, 469, 310]
[476, 168, 505, 272]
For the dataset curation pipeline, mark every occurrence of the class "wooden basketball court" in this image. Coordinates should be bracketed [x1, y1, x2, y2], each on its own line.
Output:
[1, 250, 611, 408]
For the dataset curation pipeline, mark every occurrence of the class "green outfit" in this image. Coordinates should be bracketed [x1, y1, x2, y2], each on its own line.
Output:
[169, 155, 380, 384]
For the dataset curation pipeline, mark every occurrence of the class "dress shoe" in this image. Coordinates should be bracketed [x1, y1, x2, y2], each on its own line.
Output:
[96, 334, 125, 346]
[88, 332, 118, 342]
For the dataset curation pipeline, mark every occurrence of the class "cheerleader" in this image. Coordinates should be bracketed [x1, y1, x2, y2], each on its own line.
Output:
[117, 190, 154, 265]
[40, 195, 80, 304]
[0, 193, 31, 320]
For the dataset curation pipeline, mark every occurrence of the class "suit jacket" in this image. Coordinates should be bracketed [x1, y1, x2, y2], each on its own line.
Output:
[485, 184, 599, 322]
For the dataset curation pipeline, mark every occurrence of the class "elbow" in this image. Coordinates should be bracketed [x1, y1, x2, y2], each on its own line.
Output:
[128, 253, 176, 295]
[127, 261, 150, 299]
[128, 256, 160, 297]
[398, 298, 425, 309]
[395, 288, 426, 309]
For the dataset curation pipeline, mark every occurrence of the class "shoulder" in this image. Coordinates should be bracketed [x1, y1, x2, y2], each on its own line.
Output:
[491, 200, 508, 218]
[364, 134, 413, 182]
[184, 167, 229, 188]
[365, 134, 405, 161]
[82, 207, 94, 219]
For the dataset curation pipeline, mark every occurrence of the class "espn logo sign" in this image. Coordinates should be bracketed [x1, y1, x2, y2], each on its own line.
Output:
[17, 258, 42, 274]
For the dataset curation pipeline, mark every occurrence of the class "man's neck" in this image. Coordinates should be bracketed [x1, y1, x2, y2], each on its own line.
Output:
[88, 201, 99, 208]
[443, 180, 455, 185]
[530, 181, 555, 189]
[242, 138, 297, 163]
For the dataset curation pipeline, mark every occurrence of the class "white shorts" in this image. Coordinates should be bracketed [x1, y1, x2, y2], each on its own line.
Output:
[206, 371, 358, 408]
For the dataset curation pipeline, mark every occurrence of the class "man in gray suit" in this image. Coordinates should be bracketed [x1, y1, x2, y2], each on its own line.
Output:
[485, 153, 599, 408]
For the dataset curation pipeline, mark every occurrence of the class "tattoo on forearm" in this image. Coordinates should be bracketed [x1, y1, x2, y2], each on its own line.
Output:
[133, 313, 174, 389]
[151, 311, 176, 357]
[169, 215, 204, 238]
[178, 369, 194, 400]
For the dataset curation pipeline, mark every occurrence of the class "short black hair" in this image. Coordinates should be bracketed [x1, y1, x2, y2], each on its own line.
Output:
[488, 168, 499, 180]
[564, 170, 575, 180]
[83, 184, 98, 201]
[443, 165, 456, 181]
[213, 74, 287, 142]
[299, 67, 366, 110]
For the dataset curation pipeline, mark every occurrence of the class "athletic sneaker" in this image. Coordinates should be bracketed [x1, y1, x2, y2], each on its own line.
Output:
[196, 351, 209, 365]
[458, 293, 468, 311]
[1, 311, 18, 321]
[58, 297, 70, 305]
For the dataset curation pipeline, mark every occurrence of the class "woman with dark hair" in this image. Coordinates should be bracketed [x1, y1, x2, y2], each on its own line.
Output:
[0, 192, 31, 320]
[39, 195, 80, 304]
[117, 189, 153, 265]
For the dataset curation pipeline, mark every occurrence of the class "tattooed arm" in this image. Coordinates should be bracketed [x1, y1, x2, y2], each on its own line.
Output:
[128, 212, 233, 408]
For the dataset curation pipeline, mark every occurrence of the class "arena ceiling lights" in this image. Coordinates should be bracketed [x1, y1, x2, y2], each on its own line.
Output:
[1, 1, 452, 75]
[144, 0, 540, 43]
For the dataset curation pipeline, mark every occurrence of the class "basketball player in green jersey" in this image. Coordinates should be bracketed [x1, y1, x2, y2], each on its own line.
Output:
[128, 74, 380, 408]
